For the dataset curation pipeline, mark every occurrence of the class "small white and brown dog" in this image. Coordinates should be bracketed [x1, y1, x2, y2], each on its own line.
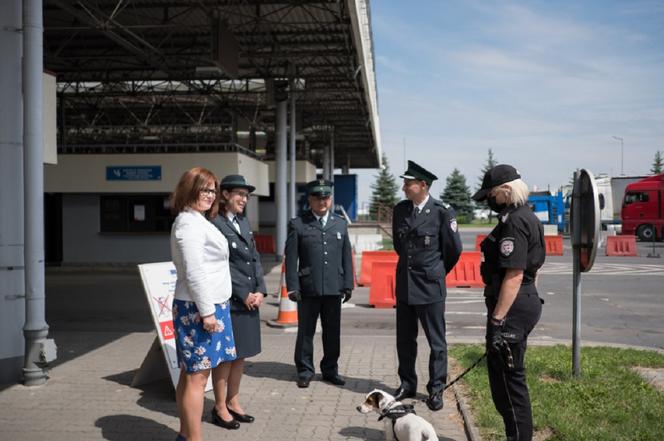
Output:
[356, 389, 439, 441]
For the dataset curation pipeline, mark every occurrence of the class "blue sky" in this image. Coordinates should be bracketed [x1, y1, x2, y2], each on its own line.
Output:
[353, 0, 664, 209]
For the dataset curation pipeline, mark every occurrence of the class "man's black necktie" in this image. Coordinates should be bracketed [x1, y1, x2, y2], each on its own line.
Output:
[413, 207, 420, 218]
[319, 217, 325, 227]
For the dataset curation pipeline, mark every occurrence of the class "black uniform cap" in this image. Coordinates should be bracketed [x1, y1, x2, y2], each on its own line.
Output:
[399, 160, 438, 186]
[220, 174, 256, 192]
[306, 179, 333, 197]
[472, 164, 521, 201]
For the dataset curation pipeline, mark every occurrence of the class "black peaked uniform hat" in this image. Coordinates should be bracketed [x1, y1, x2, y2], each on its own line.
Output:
[472, 164, 521, 201]
[220, 174, 256, 193]
[306, 179, 333, 197]
[399, 160, 438, 186]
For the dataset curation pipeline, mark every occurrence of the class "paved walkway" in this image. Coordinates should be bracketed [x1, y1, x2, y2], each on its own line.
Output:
[0, 331, 468, 441]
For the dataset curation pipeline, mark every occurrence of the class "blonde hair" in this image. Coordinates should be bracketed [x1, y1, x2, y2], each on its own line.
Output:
[496, 178, 530, 206]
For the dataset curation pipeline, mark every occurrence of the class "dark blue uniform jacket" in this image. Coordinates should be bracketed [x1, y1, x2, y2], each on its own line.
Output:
[392, 197, 463, 305]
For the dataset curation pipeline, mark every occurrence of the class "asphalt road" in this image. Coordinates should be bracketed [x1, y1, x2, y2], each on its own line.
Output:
[44, 230, 664, 368]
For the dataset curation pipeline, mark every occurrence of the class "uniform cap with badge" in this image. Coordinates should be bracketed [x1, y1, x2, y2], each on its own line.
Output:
[400, 160, 438, 186]
[307, 179, 334, 197]
[472, 164, 521, 201]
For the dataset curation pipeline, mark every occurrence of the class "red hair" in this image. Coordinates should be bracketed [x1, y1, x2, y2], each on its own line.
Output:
[170, 167, 220, 220]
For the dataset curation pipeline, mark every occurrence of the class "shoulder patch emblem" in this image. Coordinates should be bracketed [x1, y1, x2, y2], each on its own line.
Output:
[450, 218, 458, 233]
[500, 238, 514, 256]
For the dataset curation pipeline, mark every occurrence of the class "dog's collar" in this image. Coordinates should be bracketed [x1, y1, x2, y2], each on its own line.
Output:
[377, 403, 416, 422]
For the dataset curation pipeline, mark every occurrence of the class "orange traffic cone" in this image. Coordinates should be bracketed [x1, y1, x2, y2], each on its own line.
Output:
[267, 261, 298, 328]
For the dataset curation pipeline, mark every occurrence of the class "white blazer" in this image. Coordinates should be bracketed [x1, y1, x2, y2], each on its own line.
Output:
[170, 208, 232, 317]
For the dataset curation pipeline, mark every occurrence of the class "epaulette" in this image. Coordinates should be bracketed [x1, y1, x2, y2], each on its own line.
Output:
[433, 199, 451, 209]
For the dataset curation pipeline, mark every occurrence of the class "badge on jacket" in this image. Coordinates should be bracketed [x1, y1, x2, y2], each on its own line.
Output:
[424, 236, 431, 246]
[337, 232, 341, 240]
[500, 238, 514, 256]
[231, 242, 237, 249]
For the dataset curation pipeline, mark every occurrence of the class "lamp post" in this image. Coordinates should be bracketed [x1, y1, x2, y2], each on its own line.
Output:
[612, 136, 624, 175]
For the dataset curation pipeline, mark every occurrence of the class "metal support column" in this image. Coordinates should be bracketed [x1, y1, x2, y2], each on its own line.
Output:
[23, 0, 53, 386]
[322, 143, 331, 180]
[289, 80, 297, 219]
[275, 99, 288, 260]
[329, 129, 335, 184]
[0, 0, 26, 385]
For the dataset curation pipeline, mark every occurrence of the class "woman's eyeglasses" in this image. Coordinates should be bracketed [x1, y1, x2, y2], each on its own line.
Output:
[231, 190, 251, 199]
[200, 188, 217, 196]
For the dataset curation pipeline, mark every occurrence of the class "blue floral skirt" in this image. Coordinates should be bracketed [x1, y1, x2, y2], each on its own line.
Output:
[172, 299, 237, 373]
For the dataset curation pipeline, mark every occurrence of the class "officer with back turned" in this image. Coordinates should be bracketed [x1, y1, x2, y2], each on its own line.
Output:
[392, 161, 463, 411]
[285, 179, 354, 389]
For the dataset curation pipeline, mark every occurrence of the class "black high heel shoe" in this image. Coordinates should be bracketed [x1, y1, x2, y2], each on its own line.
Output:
[210, 407, 240, 430]
[227, 407, 255, 423]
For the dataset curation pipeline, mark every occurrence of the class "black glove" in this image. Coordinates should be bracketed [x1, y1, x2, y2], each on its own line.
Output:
[288, 290, 301, 302]
[342, 289, 352, 303]
[487, 317, 506, 354]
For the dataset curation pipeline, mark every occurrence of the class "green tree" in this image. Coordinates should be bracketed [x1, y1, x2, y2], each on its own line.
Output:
[476, 148, 498, 191]
[369, 154, 400, 221]
[651, 150, 663, 174]
[441, 168, 474, 223]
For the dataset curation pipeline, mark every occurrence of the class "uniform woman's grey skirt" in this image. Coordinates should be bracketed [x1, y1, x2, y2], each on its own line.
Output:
[230, 308, 262, 359]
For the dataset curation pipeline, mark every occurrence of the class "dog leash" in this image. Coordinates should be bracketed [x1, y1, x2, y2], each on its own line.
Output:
[443, 351, 487, 391]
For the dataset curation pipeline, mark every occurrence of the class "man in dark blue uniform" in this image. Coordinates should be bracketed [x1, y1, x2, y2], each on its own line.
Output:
[392, 161, 463, 411]
[285, 179, 354, 388]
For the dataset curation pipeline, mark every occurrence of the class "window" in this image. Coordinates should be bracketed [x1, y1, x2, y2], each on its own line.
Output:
[100, 194, 174, 232]
[623, 192, 649, 205]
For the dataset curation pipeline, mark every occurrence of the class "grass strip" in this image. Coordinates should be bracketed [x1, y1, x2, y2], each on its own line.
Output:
[450, 344, 664, 441]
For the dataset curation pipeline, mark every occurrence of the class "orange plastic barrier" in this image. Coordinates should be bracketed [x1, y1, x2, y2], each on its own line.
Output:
[474, 234, 487, 251]
[445, 251, 484, 288]
[267, 261, 298, 327]
[606, 235, 638, 257]
[253, 234, 275, 254]
[358, 250, 399, 286]
[544, 235, 564, 256]
[368, 261, 398, 308]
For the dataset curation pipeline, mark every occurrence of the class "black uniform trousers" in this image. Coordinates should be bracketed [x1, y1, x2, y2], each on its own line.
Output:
[485, 291, 542, 441]
[294, 295, 341, 380]
[396, 300, 447, 394]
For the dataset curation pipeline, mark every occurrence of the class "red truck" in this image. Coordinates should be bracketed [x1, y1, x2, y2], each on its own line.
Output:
[621, 173, 664, 241]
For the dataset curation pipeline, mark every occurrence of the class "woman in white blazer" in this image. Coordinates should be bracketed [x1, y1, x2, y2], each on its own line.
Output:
[170, 167, 237, 441]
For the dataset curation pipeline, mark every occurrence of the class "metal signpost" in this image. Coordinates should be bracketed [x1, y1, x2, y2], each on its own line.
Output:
[570, 169, 601, 377]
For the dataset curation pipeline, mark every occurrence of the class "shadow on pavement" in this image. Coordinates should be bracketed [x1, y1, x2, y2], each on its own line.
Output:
[104, 370, 178, 417]
[244, 360, 397, 394]
[95, 414, 178, 441]
[339, 425, 456, 441]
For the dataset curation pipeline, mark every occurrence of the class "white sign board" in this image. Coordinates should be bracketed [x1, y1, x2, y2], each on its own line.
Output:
[134, 261, 212, 392]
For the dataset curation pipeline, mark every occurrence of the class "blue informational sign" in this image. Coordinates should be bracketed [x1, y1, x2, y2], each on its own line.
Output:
[106, 166, 162, 181]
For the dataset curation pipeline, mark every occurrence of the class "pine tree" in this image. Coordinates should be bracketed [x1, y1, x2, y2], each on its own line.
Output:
[441, 168, 474, 223]
[476, 148, 498, 191]
[369, 154, 400, 221]
[651, 151, 663, 174]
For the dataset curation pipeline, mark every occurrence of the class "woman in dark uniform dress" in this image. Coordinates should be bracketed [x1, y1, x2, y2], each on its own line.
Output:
[472, 164, 546, 441]
[209, 175, 267, 429]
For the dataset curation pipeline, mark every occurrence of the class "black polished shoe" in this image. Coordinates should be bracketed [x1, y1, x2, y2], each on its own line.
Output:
[426, 391, 444, 411]
[296, 377, 311, 388]
[322, 374, 346, 386]
[210, 407, 240, 430]
[227, 407, 255, 423]
[393, 386, 416, 401]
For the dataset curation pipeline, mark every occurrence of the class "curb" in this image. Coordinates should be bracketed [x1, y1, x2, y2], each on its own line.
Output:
[452, 382, 483, 441]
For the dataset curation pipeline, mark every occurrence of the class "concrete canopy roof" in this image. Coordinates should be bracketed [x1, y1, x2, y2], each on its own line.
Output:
[44, 0, 382, 169]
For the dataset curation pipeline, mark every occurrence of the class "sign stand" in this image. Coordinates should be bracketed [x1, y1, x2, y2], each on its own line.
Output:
[135, 262, 213, 393]
[570, 169, 600, 378]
